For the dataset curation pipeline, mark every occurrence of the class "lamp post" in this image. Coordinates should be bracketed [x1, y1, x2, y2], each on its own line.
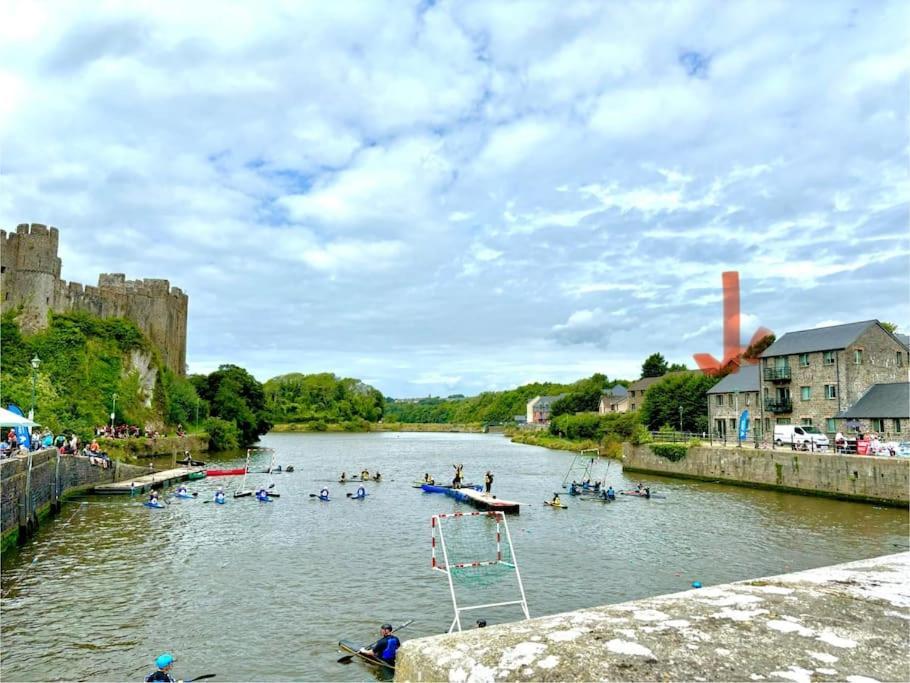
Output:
[111, 393, 118, 431]
[29, 355, 41, 420]
[678, 405, 683, 435]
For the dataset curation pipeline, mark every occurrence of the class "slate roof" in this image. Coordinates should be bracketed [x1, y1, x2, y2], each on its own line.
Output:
[897, 333, 910, 349]
[706, 364, 761, 394]
[836, 383, 910, 419]
[602, 384, 628, 397]
[534, 394, 567, 408]
[628, 371, 699, 392]
[760, 321, 879, 357]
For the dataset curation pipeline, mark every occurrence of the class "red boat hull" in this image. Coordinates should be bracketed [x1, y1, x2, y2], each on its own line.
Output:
[205, 468, 247, 476]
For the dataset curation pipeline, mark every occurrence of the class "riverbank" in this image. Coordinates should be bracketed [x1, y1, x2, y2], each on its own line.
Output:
[505, 429, 604, 455]
[0, 448, 147, 551]
[270, 421, 485, 433]
[624, 443, 910, 507]
[97, 433, 208, 461]
[396, 551, 910, 682]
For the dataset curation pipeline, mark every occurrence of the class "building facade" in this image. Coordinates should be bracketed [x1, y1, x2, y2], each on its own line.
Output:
[758, 320, 908, 438]
[836, 382, 909, 439]
[598, 384, 629, 414]
[1, 224, 188, 375]
[526, 394, 566, 424]
[706, 364, 760, 439]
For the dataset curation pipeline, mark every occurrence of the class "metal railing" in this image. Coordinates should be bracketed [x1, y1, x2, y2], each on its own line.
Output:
[763, 366, 791, 381]
[764, 398, 792, 413]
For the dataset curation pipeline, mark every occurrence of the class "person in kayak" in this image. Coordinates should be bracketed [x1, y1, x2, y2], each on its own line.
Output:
[319, 487, 330, 500]
[340, 472, 348, 483]
[372, 471, 381, 481]
[642, 487, 651, 499]
[145, 652, 176, 682]
[148, 491, 160, 505]
[360, 623, 400, 666]
[475, 619, 487, 628]
[550, 493, 562, 507]
[256, 486, 270, 501]
[214, 487, 226, 504]
[360, 469, 369, 481]
[355, 484, 366, 499]
[176, 484, 188, 496]
[423, 473, 435, 484]
[568, 482, 580, 496]
[606, 485, 616, 500]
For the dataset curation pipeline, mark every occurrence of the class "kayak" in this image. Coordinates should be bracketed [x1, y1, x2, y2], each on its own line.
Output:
[257, 496, 273, 503]
[214, 498, 226, 505]
[174, 492, 194, 499]
[144, 502, 166, 509]
[177, 458, 206, 467]
[187, 471, 206, 480]
[620, 490, 666, 499]
[544, 501, 568, 509]
[351, 494, 367, 500]
[319, 496, 330, 502]
[206, 468, 247, 476]
[338, 640, 395, 671]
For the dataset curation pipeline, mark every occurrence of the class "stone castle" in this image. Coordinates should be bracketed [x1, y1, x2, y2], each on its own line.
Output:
[1, 223, 188, 375]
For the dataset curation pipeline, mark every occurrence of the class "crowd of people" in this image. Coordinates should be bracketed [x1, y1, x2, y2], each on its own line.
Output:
[1, 427, 112, 468]
[94, 423, 171, 439]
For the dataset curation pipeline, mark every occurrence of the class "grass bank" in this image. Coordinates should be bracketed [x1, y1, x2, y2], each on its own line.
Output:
[506, 428, 623, 459]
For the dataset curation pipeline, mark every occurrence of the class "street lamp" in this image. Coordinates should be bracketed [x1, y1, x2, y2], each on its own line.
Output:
[111, 393, 118, 431]
[678, 405, 683, 434]
[29, 355, 41, 420]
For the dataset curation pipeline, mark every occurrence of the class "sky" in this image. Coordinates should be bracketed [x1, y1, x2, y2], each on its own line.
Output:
[1, 1, 908, 397]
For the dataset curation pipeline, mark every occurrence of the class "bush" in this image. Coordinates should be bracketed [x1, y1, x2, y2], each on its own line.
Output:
[687, 438, 702, 448]
[651, 443, 688, 462]
[630, 425, 652, 445]
[312, 420, 328, 432]
[204, 417, 239, 450]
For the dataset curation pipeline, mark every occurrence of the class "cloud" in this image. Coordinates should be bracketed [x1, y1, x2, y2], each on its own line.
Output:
[0, 0, 907, 397]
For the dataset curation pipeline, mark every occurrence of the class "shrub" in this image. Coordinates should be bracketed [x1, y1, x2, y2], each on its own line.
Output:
[651, 443, 688, 462]
[204, 417, 239, 451]
[630, 425, 652, 445]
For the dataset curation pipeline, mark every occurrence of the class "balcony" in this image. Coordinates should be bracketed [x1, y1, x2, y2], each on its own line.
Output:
[765, 398, 792, 413]
[764, 366, 791, 381]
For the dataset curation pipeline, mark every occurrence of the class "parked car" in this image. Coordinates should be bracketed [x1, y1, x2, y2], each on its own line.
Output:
[774, 425, 830, 450]
[897, 441, 910, 458]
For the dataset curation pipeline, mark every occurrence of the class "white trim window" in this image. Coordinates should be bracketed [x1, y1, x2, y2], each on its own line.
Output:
[824, 384, 837, 399]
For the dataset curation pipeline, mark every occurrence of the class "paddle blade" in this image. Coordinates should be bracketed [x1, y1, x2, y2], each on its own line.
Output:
[336, 655, 354, 664]
[186, 675, 217, 682]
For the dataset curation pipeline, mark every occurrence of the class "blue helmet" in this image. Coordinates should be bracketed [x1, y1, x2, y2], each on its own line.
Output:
[156, 653, 175, 669]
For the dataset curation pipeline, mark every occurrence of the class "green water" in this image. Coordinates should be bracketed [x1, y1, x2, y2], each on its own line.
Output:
[2, 432, 907, 682]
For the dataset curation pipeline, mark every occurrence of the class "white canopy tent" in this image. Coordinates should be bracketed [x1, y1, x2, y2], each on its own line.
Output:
[0, 407, 39, 428]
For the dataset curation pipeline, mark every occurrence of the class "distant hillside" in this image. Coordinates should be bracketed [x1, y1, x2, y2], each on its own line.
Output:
[264, 372, 385, 425]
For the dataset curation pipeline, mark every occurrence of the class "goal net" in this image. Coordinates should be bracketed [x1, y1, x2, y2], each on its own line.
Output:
[431, 511, 529, 632]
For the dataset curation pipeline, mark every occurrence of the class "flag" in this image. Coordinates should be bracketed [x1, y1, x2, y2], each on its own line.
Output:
[738, 409, 750, 440]
[6, 404, 32, 449]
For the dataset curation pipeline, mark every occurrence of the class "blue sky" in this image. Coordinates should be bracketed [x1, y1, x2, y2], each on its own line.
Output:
[1, 1, 908, 397]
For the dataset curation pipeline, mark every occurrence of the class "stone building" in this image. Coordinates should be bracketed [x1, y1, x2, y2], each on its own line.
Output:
[526, 394, 566, 425]
[836, 382, 909, 439]
[758, 320, 908, 438]
[598, 384, 629, 414]
[1, 223, 188, 375]
[626, 371, 698, 412]
[706, 364, 760, 439]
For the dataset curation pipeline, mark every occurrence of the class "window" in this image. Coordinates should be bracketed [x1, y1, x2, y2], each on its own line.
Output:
[824, 351, 835, 365]
[853, 349, 863, 364]
[800, 386, 811, 401]
[728, 418, 736, 431]
[746, 394, 752, 406]
[764, 417, 771, 432]
[728, 394, 734, 407]
[799, 353, 810, 367]
[826, 418, 836, 432]
[825, 384, 837, 399]
[898, 352, 904, 368]
[715, 395, 723, 406]
[894, 419, 902, 433]
[801, 418, 813, 426]
[872, 418, 885, 432]
[776, 418, 791, 425]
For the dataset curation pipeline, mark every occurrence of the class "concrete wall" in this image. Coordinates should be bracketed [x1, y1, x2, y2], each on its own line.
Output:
[623, 443, 909, 506]
[395, 552, 910, 682]
[0, 448, 147, 548]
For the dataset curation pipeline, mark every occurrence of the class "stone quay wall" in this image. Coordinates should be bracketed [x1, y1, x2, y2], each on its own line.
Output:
[622, 444, 909, 506]
[0, 448, 147, 549]
[395, 552, 910, 682]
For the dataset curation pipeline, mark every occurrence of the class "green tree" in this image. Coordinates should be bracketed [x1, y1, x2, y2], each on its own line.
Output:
[641, 353, 668, 378]
[640, 372, 721, 432]
[880, 321, 898, 334]
[192, 364, 271, 445]
[743, 334, 776, 360]
[667, 362, 688, 372]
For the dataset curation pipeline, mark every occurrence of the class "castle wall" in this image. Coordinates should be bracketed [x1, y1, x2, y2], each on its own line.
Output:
[1, 224, 188, 375]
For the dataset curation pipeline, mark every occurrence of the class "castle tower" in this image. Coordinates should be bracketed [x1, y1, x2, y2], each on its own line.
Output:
[0, 224, 62, 332]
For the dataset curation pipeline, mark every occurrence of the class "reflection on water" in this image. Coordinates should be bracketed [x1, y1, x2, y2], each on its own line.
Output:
[2, 432, 907, 681]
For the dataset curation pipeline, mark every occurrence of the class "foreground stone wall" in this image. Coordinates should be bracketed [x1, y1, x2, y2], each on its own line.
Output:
[623, 444, 909, 506]
[0, 449, 147, 544]
[396, 552, 910, 682]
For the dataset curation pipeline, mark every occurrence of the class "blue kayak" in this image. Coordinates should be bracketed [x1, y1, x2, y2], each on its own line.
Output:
[174, 493, 194, 499]
[257, 496, 272, 502]
[319, 496, 330, 502]
[214, 498, 226, 505]
[144, 502, 166, 509]
[351, 494, 367, 500]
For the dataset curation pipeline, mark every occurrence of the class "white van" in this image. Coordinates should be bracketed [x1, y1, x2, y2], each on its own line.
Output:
[774, 425, 830, 450]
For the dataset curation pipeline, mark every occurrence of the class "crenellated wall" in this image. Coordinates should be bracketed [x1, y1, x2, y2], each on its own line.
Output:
[1, 223, 188, 375]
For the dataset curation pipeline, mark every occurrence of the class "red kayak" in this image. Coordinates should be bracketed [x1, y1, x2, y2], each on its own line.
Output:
[205, 468, 247, 476]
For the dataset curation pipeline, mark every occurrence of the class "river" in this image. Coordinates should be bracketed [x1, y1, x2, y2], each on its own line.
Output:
[2, 432, 907, 682]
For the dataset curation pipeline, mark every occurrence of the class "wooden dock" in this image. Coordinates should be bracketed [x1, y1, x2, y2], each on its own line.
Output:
[94, 467, 203, 495]
[454, 487, 521, 514]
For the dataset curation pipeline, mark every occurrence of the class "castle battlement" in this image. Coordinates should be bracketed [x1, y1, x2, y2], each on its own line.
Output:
[1, 224, 188, 375]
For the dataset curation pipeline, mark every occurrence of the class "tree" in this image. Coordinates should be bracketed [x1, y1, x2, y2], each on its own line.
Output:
[641, 353, 668, 378]
[192, 364, 271, 445]
[667, 362, 688, 372]
[641, 372, 722, 432]
[743, 333, 776, 360]
[880, 321, 898, 334]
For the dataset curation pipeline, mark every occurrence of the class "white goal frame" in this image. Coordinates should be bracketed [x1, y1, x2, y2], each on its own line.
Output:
[431, 511, 530, 633]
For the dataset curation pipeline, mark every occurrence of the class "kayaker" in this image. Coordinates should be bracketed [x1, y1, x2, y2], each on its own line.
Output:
[145, 652, 176, 682]
[484, 470, 493, 494]
[360, 623, 401, 667]
[373, 471, 381, 481]
[256, 486, 270, 501]
[423, 473, 435, 484]
[148, 491, 160, 505]
[176, 484, 188, 496]
[643, 487, 651, 499]
[355, 484, 366, 499]
[476, 619, 487, 628]
[214, 487, 226, 504]
[340, 472, 348, 482]
[550, 493, 562, 507]
[320, 487, 330, 500]
[568, 482, 580, 496]
[360, 469, 369, 481]
[606, 486, 616, 501]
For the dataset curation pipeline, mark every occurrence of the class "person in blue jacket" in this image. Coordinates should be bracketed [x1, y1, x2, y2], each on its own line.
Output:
[145, 653, 176, 682]
[606, 486, 616, 501]
[256, 486, 271, 502]
[355, 485, 366, 499]
[319, 487, 330, 501]
[214, 487, 226, 504]
[360, 623, 400, 666]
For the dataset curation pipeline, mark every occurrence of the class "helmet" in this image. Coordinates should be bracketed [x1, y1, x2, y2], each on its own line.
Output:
[156, 653, 175, 669]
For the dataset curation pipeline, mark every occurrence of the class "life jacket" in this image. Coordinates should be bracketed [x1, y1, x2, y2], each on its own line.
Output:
[380, 635, 401, 663]
[145, 670, 175, 682]
[215, 493, 225, 502]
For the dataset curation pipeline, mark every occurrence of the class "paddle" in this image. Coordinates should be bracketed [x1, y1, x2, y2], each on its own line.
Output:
[337, 620, 414, 664]
[186, 675, 217, 682]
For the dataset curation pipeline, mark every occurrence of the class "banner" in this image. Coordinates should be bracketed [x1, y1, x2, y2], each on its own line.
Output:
[6, 404, 32, 450]
[738, 409, 750, 441]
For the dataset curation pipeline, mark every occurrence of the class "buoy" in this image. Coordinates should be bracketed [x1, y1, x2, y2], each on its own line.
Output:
[692, 581, 702, 588]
